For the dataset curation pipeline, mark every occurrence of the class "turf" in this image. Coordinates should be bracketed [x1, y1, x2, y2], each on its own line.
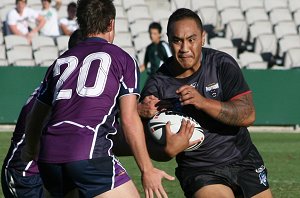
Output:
[0, 132, 299, 198]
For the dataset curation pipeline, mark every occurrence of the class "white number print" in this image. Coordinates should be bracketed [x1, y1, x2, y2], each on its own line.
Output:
[53, 52, 111, 102]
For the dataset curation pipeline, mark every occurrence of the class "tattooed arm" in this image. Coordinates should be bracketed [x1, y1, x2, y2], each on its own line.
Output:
[176, 85, 256, 127]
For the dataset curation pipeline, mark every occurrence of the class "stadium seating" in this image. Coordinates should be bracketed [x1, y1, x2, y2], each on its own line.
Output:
[1, 0, 300, 69]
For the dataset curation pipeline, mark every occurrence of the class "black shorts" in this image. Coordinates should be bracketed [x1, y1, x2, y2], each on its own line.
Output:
[38, 156, 130, 198]
[1, 166, 44, 198]
[175, 145, 270, 198]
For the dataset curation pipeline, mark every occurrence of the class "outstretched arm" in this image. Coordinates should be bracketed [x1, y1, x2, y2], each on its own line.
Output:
[119, 94, 174, 198]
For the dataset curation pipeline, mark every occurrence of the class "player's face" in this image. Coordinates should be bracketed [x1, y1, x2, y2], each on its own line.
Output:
[150, 28, 161, 44]
[168, 18, 204, 72]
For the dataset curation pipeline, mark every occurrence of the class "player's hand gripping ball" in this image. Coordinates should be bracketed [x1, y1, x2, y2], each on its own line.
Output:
[148, 111, 205, 151]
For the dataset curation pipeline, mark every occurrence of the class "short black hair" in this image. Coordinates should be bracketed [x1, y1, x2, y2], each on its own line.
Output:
[148, 22, 162, 34]
[68, 29, 84, 49]
[67, 2, 77, 10]
[167, 8, 203, 37]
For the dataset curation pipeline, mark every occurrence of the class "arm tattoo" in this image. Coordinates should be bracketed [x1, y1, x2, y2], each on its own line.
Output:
[217, 94, 255, 126]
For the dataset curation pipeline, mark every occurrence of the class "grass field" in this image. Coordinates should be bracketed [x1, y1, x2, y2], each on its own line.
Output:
[0, 132, 300, 198]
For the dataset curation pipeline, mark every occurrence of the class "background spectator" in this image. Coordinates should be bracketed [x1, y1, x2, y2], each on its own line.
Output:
[6, 0, 46, 43]
[140, 22, 172, 75]
[39, 0, 60, 37]
[59, 2, 78, 36]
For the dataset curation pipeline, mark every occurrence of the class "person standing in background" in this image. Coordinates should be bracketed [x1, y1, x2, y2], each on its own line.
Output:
[140, 22, 172, 75]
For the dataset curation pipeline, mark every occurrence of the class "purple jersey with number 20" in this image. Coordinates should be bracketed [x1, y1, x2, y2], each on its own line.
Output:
[37, 38, 140, 163]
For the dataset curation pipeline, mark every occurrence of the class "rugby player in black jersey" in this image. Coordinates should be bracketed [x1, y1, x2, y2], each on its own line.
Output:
[137, 8, 273, 198]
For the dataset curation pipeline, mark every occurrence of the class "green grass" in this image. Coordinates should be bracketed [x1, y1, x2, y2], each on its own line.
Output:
[1, 132, 300, 198]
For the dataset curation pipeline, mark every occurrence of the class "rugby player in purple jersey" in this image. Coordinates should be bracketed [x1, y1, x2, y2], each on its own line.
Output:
[1, 88, 44, 198]
[20, 0, 183, 197]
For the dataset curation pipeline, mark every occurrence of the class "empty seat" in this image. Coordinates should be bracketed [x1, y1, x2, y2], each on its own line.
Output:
[4, 35, 30, 50]
[170, 0, 191, 11]
[269, 8, 293, 26]
[191, 0, 216, 12]
[209, 37, 233, 49]
[218, 47, 238, 60]
[113, 32, 133, 48]
[216, 0, 240, 12]
[129, 19, 152, 37]
[14, 59, 36, 67]
[274, 21, 298, 39]
[240, 0, 264, 13]
[239, 52, 268, 69]
[254, 33, 278, 56]
[31, 36, 56, 51]
[123, 0, 147, 11]
[288, 0, 300, 13]
[245, 8, 269, 26]
[132, 32, 151, 53]
[34, 46, 59, 66]
[0, 44, 8, 66]
[293, 9, 300, 28]
[278, 34, 300, 57]
[151, 9, 172, 22]
[225, 19, 248, 43]
[115, 5, 127, 18]
[220, 8, 244, 28]
[0, 31, 3, 44]
[284, 48, 300, 68]
[56, 35, 70, 52]
[198, 7, 219, 28]
[249, 21, 273, 42]
[264, 0, 288, 13]
[122, 46, 137, 59]
[6, 45, 34, 66]
[115, 17, 130, 33]
[126, 5, 152, 24]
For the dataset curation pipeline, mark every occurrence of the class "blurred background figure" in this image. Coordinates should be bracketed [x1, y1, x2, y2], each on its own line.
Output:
[59, 2, 78, 36]
[140, 22, 172, 76]
[6, 0, 46, 43]
[39, 0, 60, 37]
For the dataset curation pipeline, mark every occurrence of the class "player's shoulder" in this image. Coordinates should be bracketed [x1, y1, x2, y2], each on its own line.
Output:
[203, 47, 240, 70]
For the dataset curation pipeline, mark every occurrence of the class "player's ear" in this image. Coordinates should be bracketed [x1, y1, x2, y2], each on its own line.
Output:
[107, 19, 115, 43]
[107, 19, 115, 33]
[201, 30, 206, 46]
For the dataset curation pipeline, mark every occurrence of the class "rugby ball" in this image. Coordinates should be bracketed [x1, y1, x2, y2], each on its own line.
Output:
[148, 111, 205, 151]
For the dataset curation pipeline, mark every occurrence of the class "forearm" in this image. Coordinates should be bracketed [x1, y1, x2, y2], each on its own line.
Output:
[197, 94, 255, 126]
[31, 17, 45, 34]
[122, 114, 154, 172]
[24, 100, 50, 156]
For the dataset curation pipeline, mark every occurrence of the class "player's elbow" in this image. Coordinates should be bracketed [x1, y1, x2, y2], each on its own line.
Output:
[243, 111, 256, 127]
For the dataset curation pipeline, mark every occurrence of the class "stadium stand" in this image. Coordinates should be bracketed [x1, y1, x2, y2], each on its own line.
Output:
[0, 0, 300, 69]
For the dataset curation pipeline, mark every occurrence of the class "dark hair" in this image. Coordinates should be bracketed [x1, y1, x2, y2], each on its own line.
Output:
[67, 2, 77, 10]
[16, 0, 27, 4]
[167, 8, 203, 37]
[77, 0, 116, 38]
[68, 29, 84, 49]
[148, 22, 162, 34]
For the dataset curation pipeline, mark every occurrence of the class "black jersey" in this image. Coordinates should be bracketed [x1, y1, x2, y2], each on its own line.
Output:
[141, 47, 254, 168]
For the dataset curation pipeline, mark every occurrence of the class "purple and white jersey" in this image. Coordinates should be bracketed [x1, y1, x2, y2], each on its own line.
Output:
[37, 37, 140, 163]
[3, 88, 40, 176]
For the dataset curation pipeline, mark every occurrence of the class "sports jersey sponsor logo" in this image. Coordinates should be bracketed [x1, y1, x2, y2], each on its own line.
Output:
[190, 82, 198, 88]
[256, 165, 268, 186]
[205, 83, 219, 98]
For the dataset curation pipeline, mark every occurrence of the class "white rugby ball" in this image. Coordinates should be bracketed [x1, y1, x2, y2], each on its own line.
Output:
[148, 111, 205, 151]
